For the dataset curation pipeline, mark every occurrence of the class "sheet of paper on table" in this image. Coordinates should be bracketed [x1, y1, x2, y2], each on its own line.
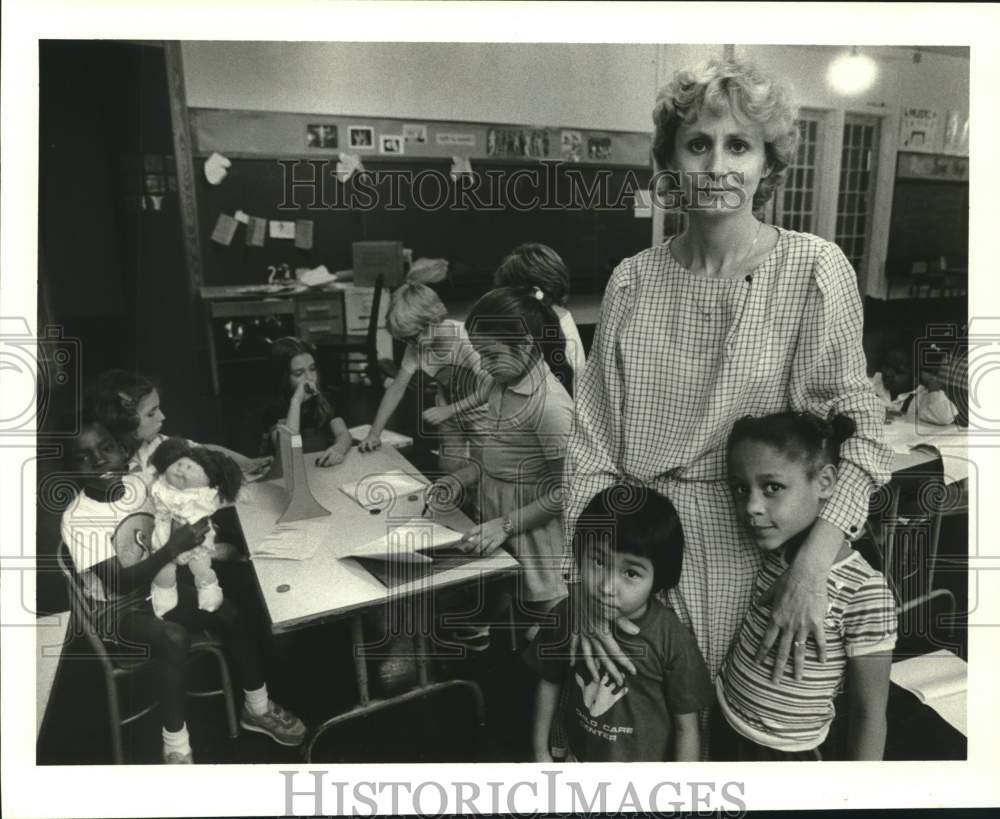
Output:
[882, 418, 968, 484]
[891, 648, 967, 736]
[341, 519, 465, 564]
[348, 424, 413, 448]
[340, 471, 427, 509]
[249, 522, 325, 561]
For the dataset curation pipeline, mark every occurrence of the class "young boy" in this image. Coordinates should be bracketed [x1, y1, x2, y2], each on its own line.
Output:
[59, 414, 306, 763]
[523, 484, 713, 762]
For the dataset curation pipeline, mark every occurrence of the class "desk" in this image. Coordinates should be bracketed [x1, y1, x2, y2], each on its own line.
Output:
[235, 444, 518, 759]
[201, 284, 390, 395]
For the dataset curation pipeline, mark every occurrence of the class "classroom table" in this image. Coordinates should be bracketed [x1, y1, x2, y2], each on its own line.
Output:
[235, 444, 519, 759]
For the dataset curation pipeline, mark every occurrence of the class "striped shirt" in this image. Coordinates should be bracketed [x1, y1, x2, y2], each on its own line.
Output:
[717, 547, 897, 751]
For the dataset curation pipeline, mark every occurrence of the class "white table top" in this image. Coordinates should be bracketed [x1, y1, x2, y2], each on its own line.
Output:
[883, 416, 969, 484]
[237, 446, 518, 633]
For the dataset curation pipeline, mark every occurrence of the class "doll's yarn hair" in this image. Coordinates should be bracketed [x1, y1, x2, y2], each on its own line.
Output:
[150, 437, 243, 504]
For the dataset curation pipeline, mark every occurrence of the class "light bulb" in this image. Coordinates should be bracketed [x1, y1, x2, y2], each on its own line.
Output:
[827, 48, 878, 95]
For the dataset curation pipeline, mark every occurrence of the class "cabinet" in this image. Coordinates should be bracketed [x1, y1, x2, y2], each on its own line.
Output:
[201, 285, 388, 395]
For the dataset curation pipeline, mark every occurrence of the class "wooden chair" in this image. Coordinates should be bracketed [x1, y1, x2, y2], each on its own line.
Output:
[316, 274, 384, 384]
[56, 542, 239, 763]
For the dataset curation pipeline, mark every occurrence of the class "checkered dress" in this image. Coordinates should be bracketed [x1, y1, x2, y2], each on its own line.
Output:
[564, 228, 893, 679]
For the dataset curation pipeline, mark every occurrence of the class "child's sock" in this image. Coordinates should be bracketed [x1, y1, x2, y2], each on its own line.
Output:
[151, 583, 178, 619]
[162, 723, 191, 757]
[244, 684, 269, 716]
[196, 580, 223, 613]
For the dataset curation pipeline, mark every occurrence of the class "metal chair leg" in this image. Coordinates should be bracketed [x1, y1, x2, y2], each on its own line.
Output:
[207, 645, 240, 739]
[106, 677, 125, 765]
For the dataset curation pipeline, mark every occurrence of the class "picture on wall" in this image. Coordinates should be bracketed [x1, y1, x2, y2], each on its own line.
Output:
[486, 127, 550, 158]
[379, 134, 404, 155]
[561, 129, 583, 162]
[348, 125, 375, 149]
[306, 123, 338, 149]
[588, 136, 612, 161]
[402, 123, 427, 144]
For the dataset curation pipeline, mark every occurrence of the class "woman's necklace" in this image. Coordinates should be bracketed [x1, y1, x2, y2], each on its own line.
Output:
[719, 220, 763, 279]
[681, 220, 764, 278]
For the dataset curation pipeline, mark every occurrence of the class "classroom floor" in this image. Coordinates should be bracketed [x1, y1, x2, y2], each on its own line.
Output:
[35, 374, 969, 765]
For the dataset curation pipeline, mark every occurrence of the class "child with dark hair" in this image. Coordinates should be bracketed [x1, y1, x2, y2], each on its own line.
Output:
[720, 411, 897, 760]
[86, 369, 270, 483]
[524, 483, 713, 762]
[431, 286, 575, 609]
[60, 417, 305, 763]
[494, 243, 587, 385]
[148, 438, 244, 617]
[264, 336, 353, 465]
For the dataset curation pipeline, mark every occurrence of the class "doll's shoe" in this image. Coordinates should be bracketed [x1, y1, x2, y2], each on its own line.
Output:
[239, 700, 306, 747]
[162, 748, 193, 764]
[151, 584, 178, 619]
[196, 581, 223, 613]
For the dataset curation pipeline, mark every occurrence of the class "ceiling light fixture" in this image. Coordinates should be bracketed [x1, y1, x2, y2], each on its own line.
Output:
[827, 46, 878, 95]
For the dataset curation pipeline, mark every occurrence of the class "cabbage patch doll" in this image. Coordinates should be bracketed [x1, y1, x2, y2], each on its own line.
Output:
[148, 438, 243, 617]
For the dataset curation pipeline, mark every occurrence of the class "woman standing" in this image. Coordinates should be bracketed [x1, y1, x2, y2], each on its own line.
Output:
[565, 59, 892, 688]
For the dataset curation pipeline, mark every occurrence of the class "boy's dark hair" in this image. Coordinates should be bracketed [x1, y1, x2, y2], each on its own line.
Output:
[493, 243, 571, 306]
[572, 483, 684, 593]
[465, 285, 573, 395]
[727, 411, 856, 476]
[150, 437, 243, 504]
[84, 369, 158, 439]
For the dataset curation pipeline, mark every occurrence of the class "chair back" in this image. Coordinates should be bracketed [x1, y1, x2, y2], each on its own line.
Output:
[56, 541, 114, 667]
[366, 274, 385, 345]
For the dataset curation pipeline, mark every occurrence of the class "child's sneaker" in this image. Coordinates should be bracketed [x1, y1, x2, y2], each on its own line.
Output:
[151, 584, 178, 618]
[196, 581, 224, 613]
[239, 700, 306, 747]
[162, 748, 193, 764]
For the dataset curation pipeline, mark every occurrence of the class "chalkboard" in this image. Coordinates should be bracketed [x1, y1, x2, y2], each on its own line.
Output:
[196, 155, 653, 298]
[885, 177, 968, 278]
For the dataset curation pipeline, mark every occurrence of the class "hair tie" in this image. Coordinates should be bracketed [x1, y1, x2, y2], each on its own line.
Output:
[533, 286, 545, 301]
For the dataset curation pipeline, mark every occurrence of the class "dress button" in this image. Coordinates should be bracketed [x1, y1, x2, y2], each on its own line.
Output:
[849, 525, 858, 533]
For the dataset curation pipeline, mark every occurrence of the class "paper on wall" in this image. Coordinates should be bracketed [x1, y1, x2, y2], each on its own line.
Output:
[204, 151, 231, 185]
[211, 213, 238, 246]
[269, 220, 296, 240]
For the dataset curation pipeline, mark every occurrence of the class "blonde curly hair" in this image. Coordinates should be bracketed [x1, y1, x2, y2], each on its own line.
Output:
[652, 59, 800, 211]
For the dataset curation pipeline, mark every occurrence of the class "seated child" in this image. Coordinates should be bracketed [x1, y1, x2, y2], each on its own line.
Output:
[148, 438, 243, 618]
[60, 416, 305, 763]
[719, 411, 897, 760]
[264, 336, 352, 465]
[86, 369, 271, 483]
[523, 484, 714, 762]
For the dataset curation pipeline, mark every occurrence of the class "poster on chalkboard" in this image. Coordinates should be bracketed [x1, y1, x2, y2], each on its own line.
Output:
[900, 107, 940, 152]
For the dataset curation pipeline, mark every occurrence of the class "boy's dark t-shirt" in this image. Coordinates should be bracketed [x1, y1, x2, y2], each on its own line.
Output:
[524, 596, 714, 761]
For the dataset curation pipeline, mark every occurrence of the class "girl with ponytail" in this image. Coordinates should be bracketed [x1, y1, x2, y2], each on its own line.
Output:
[718, 411, 897, 761]
[494, 243, 587, 388]
[428, 286, 576, 627]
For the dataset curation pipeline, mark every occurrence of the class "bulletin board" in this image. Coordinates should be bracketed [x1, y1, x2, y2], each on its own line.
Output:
[191, 109, 655, 294]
